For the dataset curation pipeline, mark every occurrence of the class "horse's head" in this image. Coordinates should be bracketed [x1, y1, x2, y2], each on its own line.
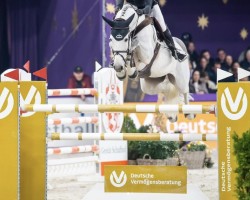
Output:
[103, 7, 138, 72]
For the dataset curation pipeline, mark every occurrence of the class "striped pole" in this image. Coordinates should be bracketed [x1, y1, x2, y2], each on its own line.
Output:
[48, 88, 98, 97]
[23, 104, 216, 114]
[50, 133, 217, 141]
[48, 117, 98, 125]
[47, 145, 99, 155]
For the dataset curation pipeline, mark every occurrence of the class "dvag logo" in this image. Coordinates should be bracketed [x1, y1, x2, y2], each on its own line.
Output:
[20, 85, 41, 117]
[221, 87, 248, 120]
[110, 170, 127, 188]
[0, 87, 14, 119]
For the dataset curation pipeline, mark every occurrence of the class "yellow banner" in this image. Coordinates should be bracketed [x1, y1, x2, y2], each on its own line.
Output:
[218, 82, 250, 200]
[0, 82, 19, 200]
[20, 82, 47, 200]
[105, 165, 187, 193]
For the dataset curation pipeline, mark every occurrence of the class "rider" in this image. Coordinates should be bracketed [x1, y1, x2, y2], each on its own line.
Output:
[115, 0, 187, 62]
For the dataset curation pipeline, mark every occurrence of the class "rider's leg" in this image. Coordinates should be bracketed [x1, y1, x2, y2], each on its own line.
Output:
[151, 4, 187, 62]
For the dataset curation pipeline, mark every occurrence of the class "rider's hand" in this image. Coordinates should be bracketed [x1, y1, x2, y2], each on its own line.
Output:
[136, 9, 144, 16]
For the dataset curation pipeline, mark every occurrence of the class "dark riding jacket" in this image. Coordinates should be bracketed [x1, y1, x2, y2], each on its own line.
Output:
[116, 0, 156, 15]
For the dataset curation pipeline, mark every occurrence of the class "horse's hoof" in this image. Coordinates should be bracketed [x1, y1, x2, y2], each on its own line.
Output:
[185, 114, 196, 120]
[128, 70, 138, 79]
[168, 116, 178, 123]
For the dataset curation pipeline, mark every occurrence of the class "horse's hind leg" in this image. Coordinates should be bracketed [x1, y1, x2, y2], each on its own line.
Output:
[184, 93, 196, 120]
[162, 76, 179, 123]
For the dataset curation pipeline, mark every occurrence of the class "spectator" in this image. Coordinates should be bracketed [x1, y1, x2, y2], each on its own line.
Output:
[217, 48, 227, 69]
[238, 46, 250, 63]
[195, 57, 211, 76]
[225, 55, 234, 70]
[202, 72, 217, 93]
[190, 70, 208, 94]
[240, 76, 249, 82]
[187, 42, 199, 67]
[201, 50, 214, 69]
[181, 32, 193, 47]
[67, 66, 92, 100]
[223, 61, 239, 82]
[240, 49, 250, 71]
[231, 62, 240, 82]
[209, 59, 221, 84]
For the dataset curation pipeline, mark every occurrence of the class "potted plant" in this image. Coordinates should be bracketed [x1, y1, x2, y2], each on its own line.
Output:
[179, 141, 207, 169]
[136, 125, 179, 166]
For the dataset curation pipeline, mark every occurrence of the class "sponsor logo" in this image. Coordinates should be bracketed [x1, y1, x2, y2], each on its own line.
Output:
[115, 34, 123, 39]
[0, 87, 14, 119]
[20, 85, 41, 117]
[221, 87, 248, 120]
[110, 171, 127, 188]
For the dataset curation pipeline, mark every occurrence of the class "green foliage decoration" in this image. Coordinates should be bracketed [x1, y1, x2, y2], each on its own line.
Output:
[233, 130, 250, 200]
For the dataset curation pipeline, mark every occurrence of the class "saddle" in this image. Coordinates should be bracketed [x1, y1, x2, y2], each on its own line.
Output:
[131, 16, 164, 42]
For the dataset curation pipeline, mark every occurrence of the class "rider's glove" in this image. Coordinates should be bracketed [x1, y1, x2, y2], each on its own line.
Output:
[136, 9, 144, 16]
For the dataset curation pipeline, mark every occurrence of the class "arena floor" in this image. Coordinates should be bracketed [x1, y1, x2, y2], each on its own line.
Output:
[48, 151, 218, 200]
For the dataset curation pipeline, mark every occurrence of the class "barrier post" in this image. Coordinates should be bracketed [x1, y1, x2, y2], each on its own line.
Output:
[0, 82, 19, 200]
[218, 82, 250, 200]
[20, 82, 47, 200]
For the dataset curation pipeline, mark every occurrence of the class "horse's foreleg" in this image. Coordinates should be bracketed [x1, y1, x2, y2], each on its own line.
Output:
[126, 59, 137, 79]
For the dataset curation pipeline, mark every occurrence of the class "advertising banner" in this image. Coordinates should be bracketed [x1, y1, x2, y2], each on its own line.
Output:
[0, 82, 19, 200]
[105, 165, 187, 193]
[218, 82, 250, 200]
[20, 82, 47, 200]
[129, 101, 217, 148]
[96, 68, 127, 175]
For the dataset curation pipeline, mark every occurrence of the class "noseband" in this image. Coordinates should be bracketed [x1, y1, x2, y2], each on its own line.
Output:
[111, 27, 133, 66]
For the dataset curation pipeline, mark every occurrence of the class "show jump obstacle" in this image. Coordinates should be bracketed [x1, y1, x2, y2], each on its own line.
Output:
[23, 104, 215, 114]
[50, 133, 217, 141]
[2, 63, 248, 200]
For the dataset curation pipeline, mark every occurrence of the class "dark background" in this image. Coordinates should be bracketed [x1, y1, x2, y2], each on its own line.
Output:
[0, 0, 249, 88]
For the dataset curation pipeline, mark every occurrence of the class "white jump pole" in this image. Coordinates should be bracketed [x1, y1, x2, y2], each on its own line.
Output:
[47, 145, 99, 155]
[48, 88, 98, 96]
[50, 133, 217, 141]
[48, 117, 98, 125]
[23, 104, 216, 114]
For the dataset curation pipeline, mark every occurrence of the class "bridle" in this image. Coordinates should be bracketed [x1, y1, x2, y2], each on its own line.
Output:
[111, 5, 139, 67]
[111, 27, 133, 65]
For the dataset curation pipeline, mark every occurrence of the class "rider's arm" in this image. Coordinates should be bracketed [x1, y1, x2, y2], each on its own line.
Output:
[141, 0, 153, 15]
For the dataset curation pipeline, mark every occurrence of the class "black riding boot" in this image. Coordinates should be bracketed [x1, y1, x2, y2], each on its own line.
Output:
[163, 29, 187, 62]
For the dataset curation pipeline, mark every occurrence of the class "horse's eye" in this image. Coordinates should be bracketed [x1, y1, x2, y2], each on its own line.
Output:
[124, 38, 128, 42]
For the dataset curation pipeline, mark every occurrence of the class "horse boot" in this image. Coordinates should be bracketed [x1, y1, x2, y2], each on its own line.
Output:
[163, 29, 187, 62]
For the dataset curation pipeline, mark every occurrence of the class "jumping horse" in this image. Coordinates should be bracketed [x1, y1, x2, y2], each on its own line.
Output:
[103, 3, 194, 122]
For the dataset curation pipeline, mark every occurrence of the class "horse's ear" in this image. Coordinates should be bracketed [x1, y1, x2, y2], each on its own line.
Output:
[102, 16, 115, 27]
[125, 14, 135, 26]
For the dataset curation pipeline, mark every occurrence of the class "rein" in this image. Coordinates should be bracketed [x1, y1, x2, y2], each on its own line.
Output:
[112, 12, 160, 78]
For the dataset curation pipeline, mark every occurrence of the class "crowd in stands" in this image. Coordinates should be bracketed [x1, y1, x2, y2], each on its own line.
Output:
[186, 41, 250, 94]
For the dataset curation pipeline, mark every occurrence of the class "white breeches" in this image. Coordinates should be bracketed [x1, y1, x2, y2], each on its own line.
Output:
[150, 4, 167, 32]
